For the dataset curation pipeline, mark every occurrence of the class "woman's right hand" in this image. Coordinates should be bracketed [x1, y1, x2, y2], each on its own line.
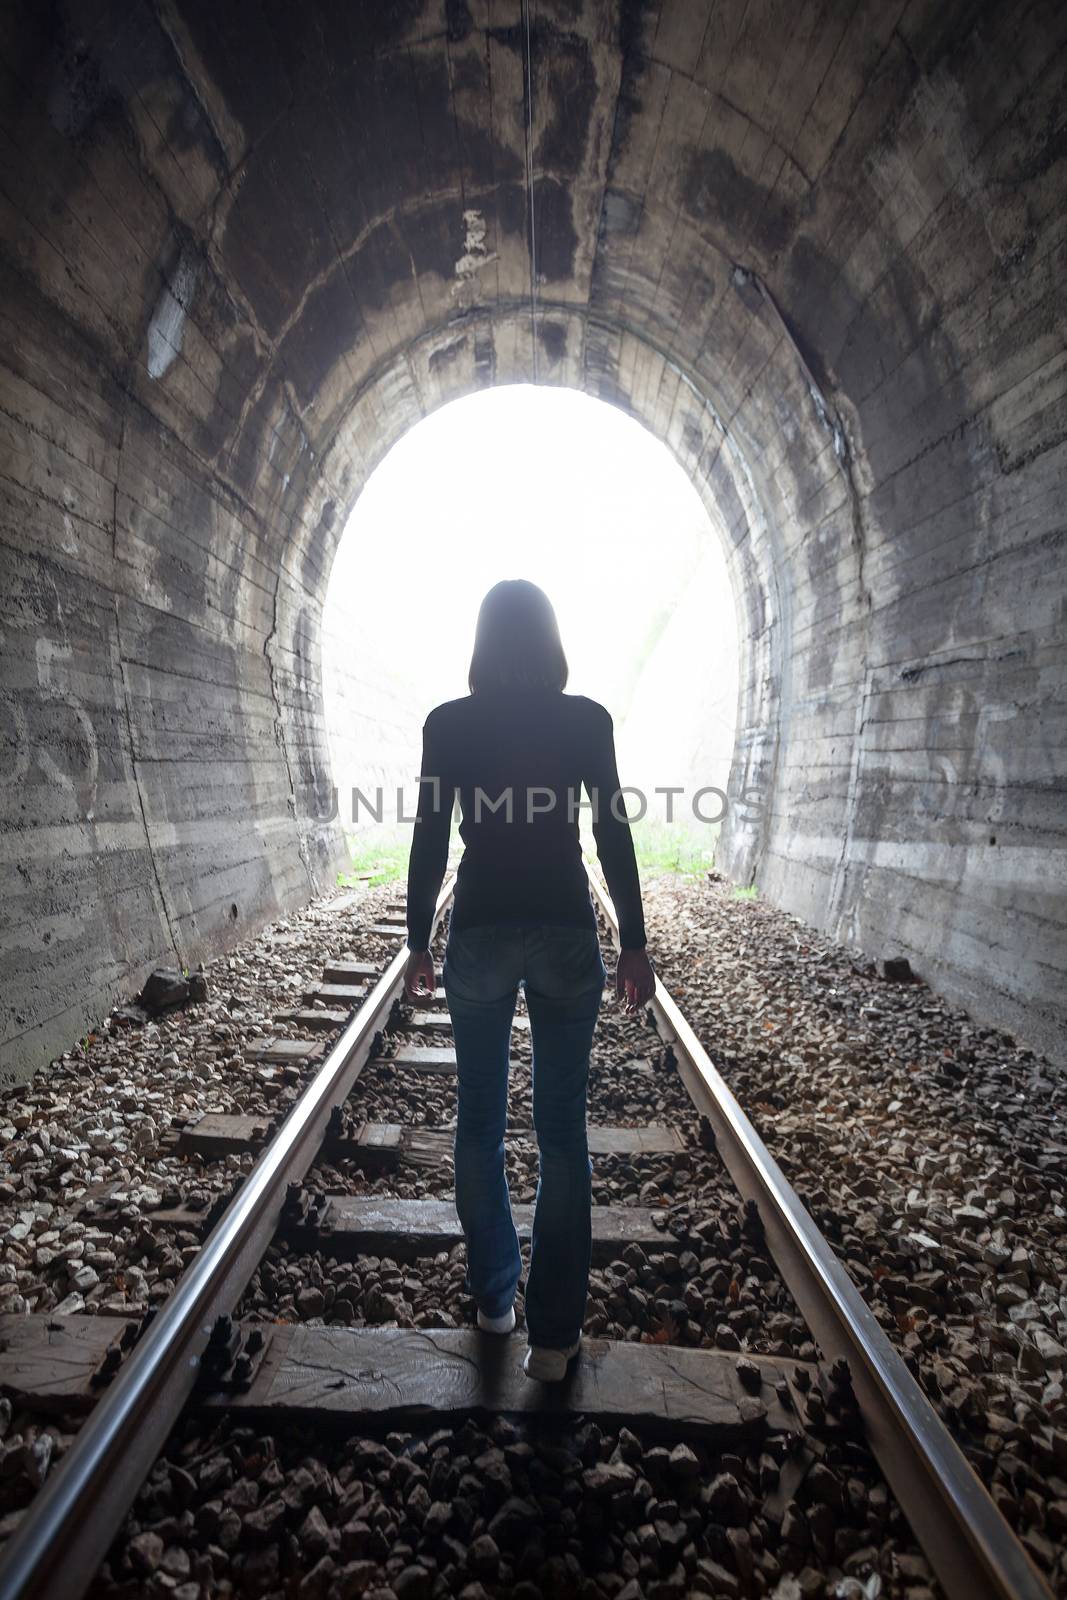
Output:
[616, 948, 656, 1013]
[404, 949, 435, 1000]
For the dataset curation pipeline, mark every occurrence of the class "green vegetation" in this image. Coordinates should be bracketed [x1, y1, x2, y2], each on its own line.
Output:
[338, 828, 412, 887]
[732, 884, 759, 900]
[583, 816, 719, 880]
[338, 814, 724, 893]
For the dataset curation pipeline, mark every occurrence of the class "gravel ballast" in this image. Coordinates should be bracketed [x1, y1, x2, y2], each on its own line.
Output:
[0, 871, 1061, 1595]
[643, 876, 1065, 1591]
[86, 1411, 932, 1600]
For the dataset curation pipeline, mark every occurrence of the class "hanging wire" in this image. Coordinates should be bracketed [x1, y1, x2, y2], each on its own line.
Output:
[521, 0, 538, 380]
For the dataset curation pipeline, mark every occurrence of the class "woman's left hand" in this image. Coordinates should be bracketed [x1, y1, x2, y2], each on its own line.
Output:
[616, 948, 656, 1013]
[404, 949, 435, 1000]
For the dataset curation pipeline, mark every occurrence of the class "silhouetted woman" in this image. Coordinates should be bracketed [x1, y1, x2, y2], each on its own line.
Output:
[403, 579, 655, 1381]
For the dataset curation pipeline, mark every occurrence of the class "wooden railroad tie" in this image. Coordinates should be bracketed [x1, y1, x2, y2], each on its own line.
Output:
[405, 1011, 529, 1034]
[218, 1329, 814, 1437]
[223, 1037, 329, 1098]
[280, 1196, 684, 1260]
[172, 1112, 276, 1158]
[242, 1038, 326, 1065]
[302, 983, 370, 1007]
[171, 1113, 686, 1166]
[80, 1150, 691, 1238]
[406, 991, 533, 1024]
[374, 1044, 462, 1073]
[322, 959, 379, 984]
[406, 1011, 453, 1032]
[77, 1182, 230, 1234]
[274, 1008, 351, 1033]
[0, 1315, 834, 1442]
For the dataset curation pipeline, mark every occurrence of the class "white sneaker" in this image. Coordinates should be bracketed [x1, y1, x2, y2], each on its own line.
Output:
[477, 1305, 516, 1334]
[523, 1338, 581, 1381]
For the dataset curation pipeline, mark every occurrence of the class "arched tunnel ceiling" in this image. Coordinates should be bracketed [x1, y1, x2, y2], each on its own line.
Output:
[0, 0, 1064, 1079]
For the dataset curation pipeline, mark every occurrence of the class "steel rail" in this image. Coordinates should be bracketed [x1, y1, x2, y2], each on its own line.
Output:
[0, 879, 455, 1600]
[586, 863, 1050, 1600]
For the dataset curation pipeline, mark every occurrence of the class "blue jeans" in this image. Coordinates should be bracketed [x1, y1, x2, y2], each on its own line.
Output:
[443, 922, 606, 1349]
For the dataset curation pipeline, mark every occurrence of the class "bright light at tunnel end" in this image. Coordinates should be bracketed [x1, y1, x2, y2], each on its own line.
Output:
[321, 385, 741, 856]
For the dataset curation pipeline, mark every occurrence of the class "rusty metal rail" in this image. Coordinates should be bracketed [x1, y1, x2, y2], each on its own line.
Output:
[0, 881, 454, 1600]
[586, 862, 1050, 1600]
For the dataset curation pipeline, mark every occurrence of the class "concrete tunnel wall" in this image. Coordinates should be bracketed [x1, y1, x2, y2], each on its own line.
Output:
[0, 0, 1064, 1083]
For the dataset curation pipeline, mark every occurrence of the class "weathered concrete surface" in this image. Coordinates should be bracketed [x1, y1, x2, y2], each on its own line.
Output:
[0, 1, 1064, 1079]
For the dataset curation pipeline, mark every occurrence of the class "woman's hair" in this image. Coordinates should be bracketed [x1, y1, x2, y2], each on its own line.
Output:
[468, 579, 569, 692]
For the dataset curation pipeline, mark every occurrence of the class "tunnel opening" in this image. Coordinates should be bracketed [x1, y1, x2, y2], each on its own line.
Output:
[320, 384, 739, 884]
[0, 0, 1062, 1086]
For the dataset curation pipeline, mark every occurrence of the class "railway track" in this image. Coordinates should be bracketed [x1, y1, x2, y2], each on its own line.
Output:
[0, 872, 1052, 1600]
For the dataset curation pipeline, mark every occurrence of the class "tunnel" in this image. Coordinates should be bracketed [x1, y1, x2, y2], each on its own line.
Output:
[1, 0, 1064, 1085]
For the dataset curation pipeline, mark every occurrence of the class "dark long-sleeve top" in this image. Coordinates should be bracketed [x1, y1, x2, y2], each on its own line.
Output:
[405, 686, 647, 952]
